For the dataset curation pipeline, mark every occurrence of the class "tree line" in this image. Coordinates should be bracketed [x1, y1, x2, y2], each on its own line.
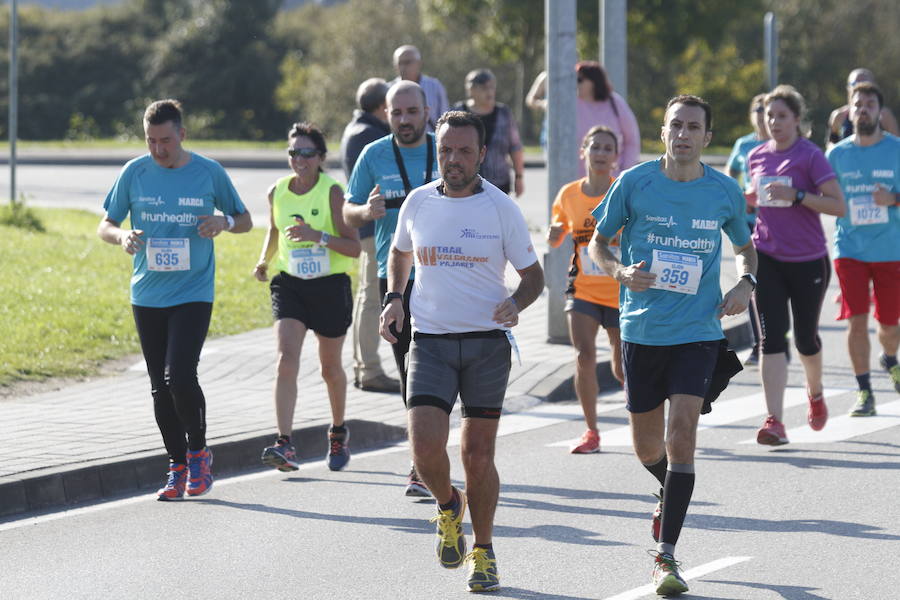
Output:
[0, 0, 897, 148]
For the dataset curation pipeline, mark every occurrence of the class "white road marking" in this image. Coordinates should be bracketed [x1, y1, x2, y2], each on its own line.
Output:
[740, 398, 900, 444]
[602, 556, 753, 600]
[575, 387, 850, 447]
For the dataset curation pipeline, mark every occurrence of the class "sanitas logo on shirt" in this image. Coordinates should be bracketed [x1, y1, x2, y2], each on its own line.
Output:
[140, 211, 198, 227]
[646, 232, 715, 253]
[416, 245, 489, 268]
[178, 197, 204, 207]
[138, 196, 164, 206]
[645, 215, 677, 228]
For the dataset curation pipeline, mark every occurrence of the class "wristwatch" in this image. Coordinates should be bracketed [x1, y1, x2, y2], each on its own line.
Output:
[793, 190, 806, 206]
[740, 273, 758, 290]
[382, 292, 403, 308]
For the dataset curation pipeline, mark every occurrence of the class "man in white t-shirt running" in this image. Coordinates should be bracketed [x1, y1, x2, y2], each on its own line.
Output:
[380, 111, 543, 593]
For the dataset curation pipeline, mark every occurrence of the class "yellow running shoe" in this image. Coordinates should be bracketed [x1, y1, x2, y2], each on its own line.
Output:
[429, 487, 467, 569]
[465, 547, 500, 592]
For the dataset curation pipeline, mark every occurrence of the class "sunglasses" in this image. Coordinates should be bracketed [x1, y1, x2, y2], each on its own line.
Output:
[288, 148, 320, 159]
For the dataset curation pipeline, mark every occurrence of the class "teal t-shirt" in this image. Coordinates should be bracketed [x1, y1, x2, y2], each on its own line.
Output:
[593, 159, 749, 346]
[103, 153, 246, 308]
[345, 134, 439, 278]
[726, 132, 766, 191]
[826, 134, 900, 262]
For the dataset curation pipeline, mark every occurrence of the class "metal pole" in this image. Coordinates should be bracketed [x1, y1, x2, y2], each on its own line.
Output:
[764, 12, 777, 90]
[600, 0, 628, 100]
[545, 0, 578, 343]
[9, 0, 18, 205]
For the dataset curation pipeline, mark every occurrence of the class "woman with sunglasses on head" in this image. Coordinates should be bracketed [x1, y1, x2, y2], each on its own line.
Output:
[746, 85, 846, 446]
[253, 122, 360, 473]
[574, 61, 640, 178]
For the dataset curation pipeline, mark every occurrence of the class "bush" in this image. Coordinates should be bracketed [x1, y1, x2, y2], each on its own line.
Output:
[0, 201, 45, 232]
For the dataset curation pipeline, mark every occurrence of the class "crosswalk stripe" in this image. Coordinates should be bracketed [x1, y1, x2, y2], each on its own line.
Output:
[602, 556, 753, 600]
[740, 398, 900, 444]
[548, 387, 851, 448]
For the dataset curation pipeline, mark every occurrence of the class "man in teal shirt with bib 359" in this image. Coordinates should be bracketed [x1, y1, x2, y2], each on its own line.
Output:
[589, 95, 757, 597]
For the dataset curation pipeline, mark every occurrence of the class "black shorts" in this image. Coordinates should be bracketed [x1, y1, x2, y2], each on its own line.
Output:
[270, 272, 352, 338]
[622, 340, 719, 413]
[565, 297, 620, 329]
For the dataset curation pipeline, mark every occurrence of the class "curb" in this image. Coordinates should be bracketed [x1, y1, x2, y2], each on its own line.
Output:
[0, 321, 751, 520]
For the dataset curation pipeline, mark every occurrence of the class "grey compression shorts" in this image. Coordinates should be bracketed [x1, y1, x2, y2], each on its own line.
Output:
[406, 330, 511, 418]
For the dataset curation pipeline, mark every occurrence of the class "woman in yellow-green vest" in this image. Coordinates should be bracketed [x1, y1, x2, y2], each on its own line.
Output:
[253, 122, 360, 473]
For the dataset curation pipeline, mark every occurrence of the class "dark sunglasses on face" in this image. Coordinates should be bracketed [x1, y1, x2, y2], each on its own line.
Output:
[288, 148, 320, 159]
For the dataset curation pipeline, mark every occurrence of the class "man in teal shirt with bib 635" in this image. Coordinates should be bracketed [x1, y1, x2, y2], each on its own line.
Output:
[98, 99, 251, 501]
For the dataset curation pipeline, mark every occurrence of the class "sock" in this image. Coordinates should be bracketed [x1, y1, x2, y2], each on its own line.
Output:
[856, 373, 871, 392]
[660, 464, 695, 550]
[642, 455, 668, 487]
[473, 543, 493, 552]
[329, 424, 346, 436]
[883, 354, 898, 368]
[439, 487, 460, 513]
[277, 435, 290, 444]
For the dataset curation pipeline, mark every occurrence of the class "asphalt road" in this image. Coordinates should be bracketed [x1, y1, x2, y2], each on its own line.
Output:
[3, 308, 899, 599]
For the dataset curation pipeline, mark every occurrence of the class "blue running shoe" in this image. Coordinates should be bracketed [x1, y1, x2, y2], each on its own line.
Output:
[157, 462, 187, 501]
[326, 426, 350, 471]
[262, 438, 300, 472]
[186, 447, 213, 497]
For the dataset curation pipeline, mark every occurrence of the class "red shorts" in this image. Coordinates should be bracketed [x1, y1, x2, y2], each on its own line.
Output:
[834, 258, 900, 325]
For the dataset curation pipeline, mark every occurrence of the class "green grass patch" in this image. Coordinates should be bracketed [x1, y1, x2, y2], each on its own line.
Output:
[0, 207, 334, 389]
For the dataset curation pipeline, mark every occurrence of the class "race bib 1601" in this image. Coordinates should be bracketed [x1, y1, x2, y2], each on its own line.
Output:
[289, 247, 330, 280]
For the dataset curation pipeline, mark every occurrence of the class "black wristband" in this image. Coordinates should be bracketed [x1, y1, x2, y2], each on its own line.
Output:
[793, 189, 806, 206]
[382, 292, 403, 308]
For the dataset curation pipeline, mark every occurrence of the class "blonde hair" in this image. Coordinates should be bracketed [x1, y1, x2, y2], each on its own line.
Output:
[764, 85, 810, 138]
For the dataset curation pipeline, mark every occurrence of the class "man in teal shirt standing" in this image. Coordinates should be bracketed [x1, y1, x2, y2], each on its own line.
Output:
[826, 82, 900, 416]
[98, 99, 251, 501]
[343, 80, 439, 497]
[589, 95, 757, 596]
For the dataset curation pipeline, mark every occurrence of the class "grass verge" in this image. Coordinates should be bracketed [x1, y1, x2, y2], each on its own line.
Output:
[0, 207, 313, 390]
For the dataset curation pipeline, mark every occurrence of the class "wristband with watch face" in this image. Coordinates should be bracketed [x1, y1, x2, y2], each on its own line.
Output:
[740, 273, 757, 289]
[382, 292, 403, 308]
[793, 190, 806, 206]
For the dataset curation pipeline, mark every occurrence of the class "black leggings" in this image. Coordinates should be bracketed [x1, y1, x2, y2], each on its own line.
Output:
[756, 252, 830, 356]
[379, 278, 414, 402]
[133, 302, 212, 464]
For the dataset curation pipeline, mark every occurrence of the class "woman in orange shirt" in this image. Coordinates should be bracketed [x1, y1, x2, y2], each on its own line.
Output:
[548, 125, 623, 454]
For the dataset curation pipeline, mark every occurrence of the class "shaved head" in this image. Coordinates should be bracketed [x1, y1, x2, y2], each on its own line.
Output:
[387, 80, 427, 109]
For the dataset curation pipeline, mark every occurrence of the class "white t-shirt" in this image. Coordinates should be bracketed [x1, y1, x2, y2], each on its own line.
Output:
[393, 178, 538, 334]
